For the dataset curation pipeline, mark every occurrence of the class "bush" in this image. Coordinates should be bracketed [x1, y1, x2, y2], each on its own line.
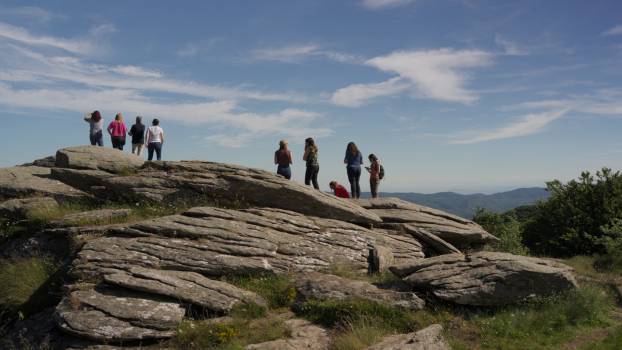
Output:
[0, 258, 58, 313]
[473, 208, 529, 255]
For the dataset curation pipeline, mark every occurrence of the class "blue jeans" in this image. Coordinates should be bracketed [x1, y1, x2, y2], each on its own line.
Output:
[277, 165, 291, 180]
[148, 142, 162, 160]
[89, 131, 103, 146]
[347, 166, 361, 198]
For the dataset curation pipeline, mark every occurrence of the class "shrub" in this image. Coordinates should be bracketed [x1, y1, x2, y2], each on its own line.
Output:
[0, 258, 58, 313]
[473, 208, 529, 255]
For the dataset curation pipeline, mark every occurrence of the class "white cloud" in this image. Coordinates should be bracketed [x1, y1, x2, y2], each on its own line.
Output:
[366, 48, 493, 104]
[503, 89, 622, 116]
[89, 23, 117, 37]
[361, 0, 416, 10]
[0, 6, 64, 23]
[495, 35, 528, 56]
[0, 21, 94, 54]
[451, 109, 568, 144]
[331, 77, 410, 107]
[603, 24, 622, 36]
[110, 65, 162, 78]
[252, 44, 363, 64]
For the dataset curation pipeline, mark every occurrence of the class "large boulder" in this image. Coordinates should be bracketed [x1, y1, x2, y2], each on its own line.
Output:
[70, 207, 424, 280]
[0, 197, 58, 220]
[245, 318, 329, 350]
[55, 146, 144, 174]
[391, 252, 578, 306]
[366, 324, 449, 350]
[294, 272, 425, 310]
[0, 166, 88, 202]
[354, 198, 498, 249]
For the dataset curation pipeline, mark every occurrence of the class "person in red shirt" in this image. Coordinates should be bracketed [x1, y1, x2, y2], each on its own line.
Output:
[329, 181, 350, 198]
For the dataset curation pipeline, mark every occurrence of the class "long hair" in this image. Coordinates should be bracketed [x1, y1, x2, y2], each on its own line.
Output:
[91, 110, 102, 122]
[279, 139, 288, 150]
[115, 113, 124, 122]
[305, 137, 317, 154]
[369, 154, 378, 162]
[346, 142, 358, 156]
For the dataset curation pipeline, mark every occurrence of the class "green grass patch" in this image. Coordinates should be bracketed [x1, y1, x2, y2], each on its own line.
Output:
[0, 258, 59, 314]
[579, 326, 622, 350]
[223, 274, 297, 309]
[329, 317, 396, 350]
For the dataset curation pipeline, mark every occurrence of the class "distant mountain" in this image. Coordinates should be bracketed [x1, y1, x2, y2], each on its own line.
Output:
[368, 187, 549, 219]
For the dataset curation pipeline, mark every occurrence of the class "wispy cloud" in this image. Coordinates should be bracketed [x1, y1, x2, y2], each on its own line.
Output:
[502, 89, 622, 116]
[603, 24, 622, 36]
[251, 44, 363, 64]
[89, 23, 117, 37]
[451, 109, 568, 144]
[361, 0, 416, 10]
[0, 21, 94, 54]
[110, 65, 162, 78]
[495, 34, 528, 56]
[331, 77, 410, 107]
[177, 38, 223, 58]
[0, 6, 65, 23]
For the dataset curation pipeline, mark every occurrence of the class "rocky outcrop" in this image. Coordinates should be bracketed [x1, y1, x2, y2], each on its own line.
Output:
[0, 166, 88, 202]
[55, 146, 145, 174]
[245, 318, 329, 350]
[295, 272, 424, 310]
[402, 225, 461, 255]
[355, 198, 498, 249]
[0, 197, 58, 220]
[391, 252, 578, 306]
[366, 324, 449, 350]
[50, 208, 132, 227]
[70, 207, 424, 280]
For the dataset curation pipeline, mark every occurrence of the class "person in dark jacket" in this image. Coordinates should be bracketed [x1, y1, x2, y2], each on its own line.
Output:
[303, 137, 320, 189]
[128, 116, 146, 156]
[344, 142, 363, 198]
[274, 139, 293, 179]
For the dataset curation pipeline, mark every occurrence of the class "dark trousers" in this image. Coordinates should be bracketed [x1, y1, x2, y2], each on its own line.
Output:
[305, 165, 320, 189]
[111, 136, 125, 150]
[148, 142, 162, 160]
[277, 165, 291, 179]
[89, 131, 103, 146]
[370, 178, 379, 198]
[347, 166, 361, 198]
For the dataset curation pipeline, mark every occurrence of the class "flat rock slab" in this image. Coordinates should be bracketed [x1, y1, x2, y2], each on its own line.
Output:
[245, 318, 329, 350]
[402, 225, 462, 255]
[103, 267, 267, 313]
[295, 272, 425, 310]
[70, 207, 423, 280]
[366, 324, 449, 350]
[0, 166, 88, 202]
[55, 288, 184, 342]
[354, 198, 499, 248]
[55, 146, 145, 174]
[391, 252, 578, 306]
[0, 197, 58, 220]
[50, 208, 132, 227]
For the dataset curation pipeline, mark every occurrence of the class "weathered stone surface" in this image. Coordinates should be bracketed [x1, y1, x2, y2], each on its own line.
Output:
[50, 208, 132, 227]
[366, 324, 449, 350]
[391, 252, 578, 306]
[0, 197, 58, 219]
[55, 288, 184, 341]
[295, 272, 425, 310]
[55, 146, 145, 174]
[0, 166, 88, 201]
[402, 225, 462, 255]
[70, 207, 424, 280]
[245, 318, 329, 350]
[354, 198, 498, 248]
[103, 267, 267, 312]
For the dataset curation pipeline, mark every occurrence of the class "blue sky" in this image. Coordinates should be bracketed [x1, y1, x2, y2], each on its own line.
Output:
[0, 0, 621, 193]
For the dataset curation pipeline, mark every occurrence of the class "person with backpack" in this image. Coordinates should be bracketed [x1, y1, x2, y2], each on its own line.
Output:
[84, 110, 104, 146]
[303, 137, 320, 189]
[107, 113, 127, 150]
[128, 116, 146, 156]
[146, 118, 164, 160]
[274, 139, 293, 179]
[366, 154, 382, 198]
[344, 142, 362, 198]
[329, 181, 350, 198]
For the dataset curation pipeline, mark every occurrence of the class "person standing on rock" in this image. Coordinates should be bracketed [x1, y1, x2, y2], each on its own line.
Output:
[146, 118, 164, 161]
[274, 139, 293, 180]
[107, 113, 127, 151]
[84, 110, 104, 147]
[303, 137, 320, 189]
[128, 116, 146, 156]
[329, 181, 350, 198]
[366, 153, 381, 198]
[344, 142, 362, 198]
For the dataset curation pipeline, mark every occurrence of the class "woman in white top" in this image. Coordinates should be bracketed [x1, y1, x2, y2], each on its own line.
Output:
[145, 118, 164, 161]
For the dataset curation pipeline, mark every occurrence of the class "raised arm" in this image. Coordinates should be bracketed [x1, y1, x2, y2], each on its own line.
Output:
[303, 148, 309, 161]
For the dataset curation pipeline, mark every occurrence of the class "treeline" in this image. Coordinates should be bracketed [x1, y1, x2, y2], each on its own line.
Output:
[474, 168, 622, 269]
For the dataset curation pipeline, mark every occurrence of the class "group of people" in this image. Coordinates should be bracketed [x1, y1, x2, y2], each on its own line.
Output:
[274, 139, 383, 199]
[84, 111, 165, 161]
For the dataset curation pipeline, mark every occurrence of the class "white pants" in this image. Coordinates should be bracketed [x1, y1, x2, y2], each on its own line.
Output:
[132, 143, 144, 156]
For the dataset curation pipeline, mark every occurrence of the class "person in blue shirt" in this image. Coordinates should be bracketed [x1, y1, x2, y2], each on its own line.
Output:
[344, 141, 363, 198]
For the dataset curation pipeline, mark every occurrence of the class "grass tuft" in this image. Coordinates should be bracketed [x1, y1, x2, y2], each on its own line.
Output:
[223, 274, 296, 309]
[0, 258, 58, 313]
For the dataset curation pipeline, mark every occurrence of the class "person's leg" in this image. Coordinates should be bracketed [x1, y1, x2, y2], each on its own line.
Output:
[137, 144, 143, 156]
[131, 144, 137, 154]
[155, 142, 162, 160]
[96, 132, 104, 147]
[370, 179, 378, 198]
[354, 167, 361, 198]
[284, 166, 291, 180]
[147, 143, 154, 161]
[312, 166, 320, 190]
[305, 166, 312, 186]
[90, 133, 96, 146]
[347, 166, 356, 197]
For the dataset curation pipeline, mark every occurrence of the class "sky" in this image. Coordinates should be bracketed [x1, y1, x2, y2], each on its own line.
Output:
[0, 0, 621, 193]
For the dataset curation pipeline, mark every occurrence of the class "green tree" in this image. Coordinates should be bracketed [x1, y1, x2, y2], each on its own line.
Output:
[473, 208, 529, 255]
[522, 168, 622, 257]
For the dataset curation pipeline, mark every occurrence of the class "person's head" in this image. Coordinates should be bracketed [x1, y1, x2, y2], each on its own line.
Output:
[368, 154, 378, 162]
[329, 181, 337, 190]
[347, 142, 358, 155]
[152, 118, 160, 126]
[91, 110, 102, 122]
[305, 137, 317, 152]
[135, 116, 142, 124]
[115, 113, 123, 122]
[279, 139, 288, 150]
